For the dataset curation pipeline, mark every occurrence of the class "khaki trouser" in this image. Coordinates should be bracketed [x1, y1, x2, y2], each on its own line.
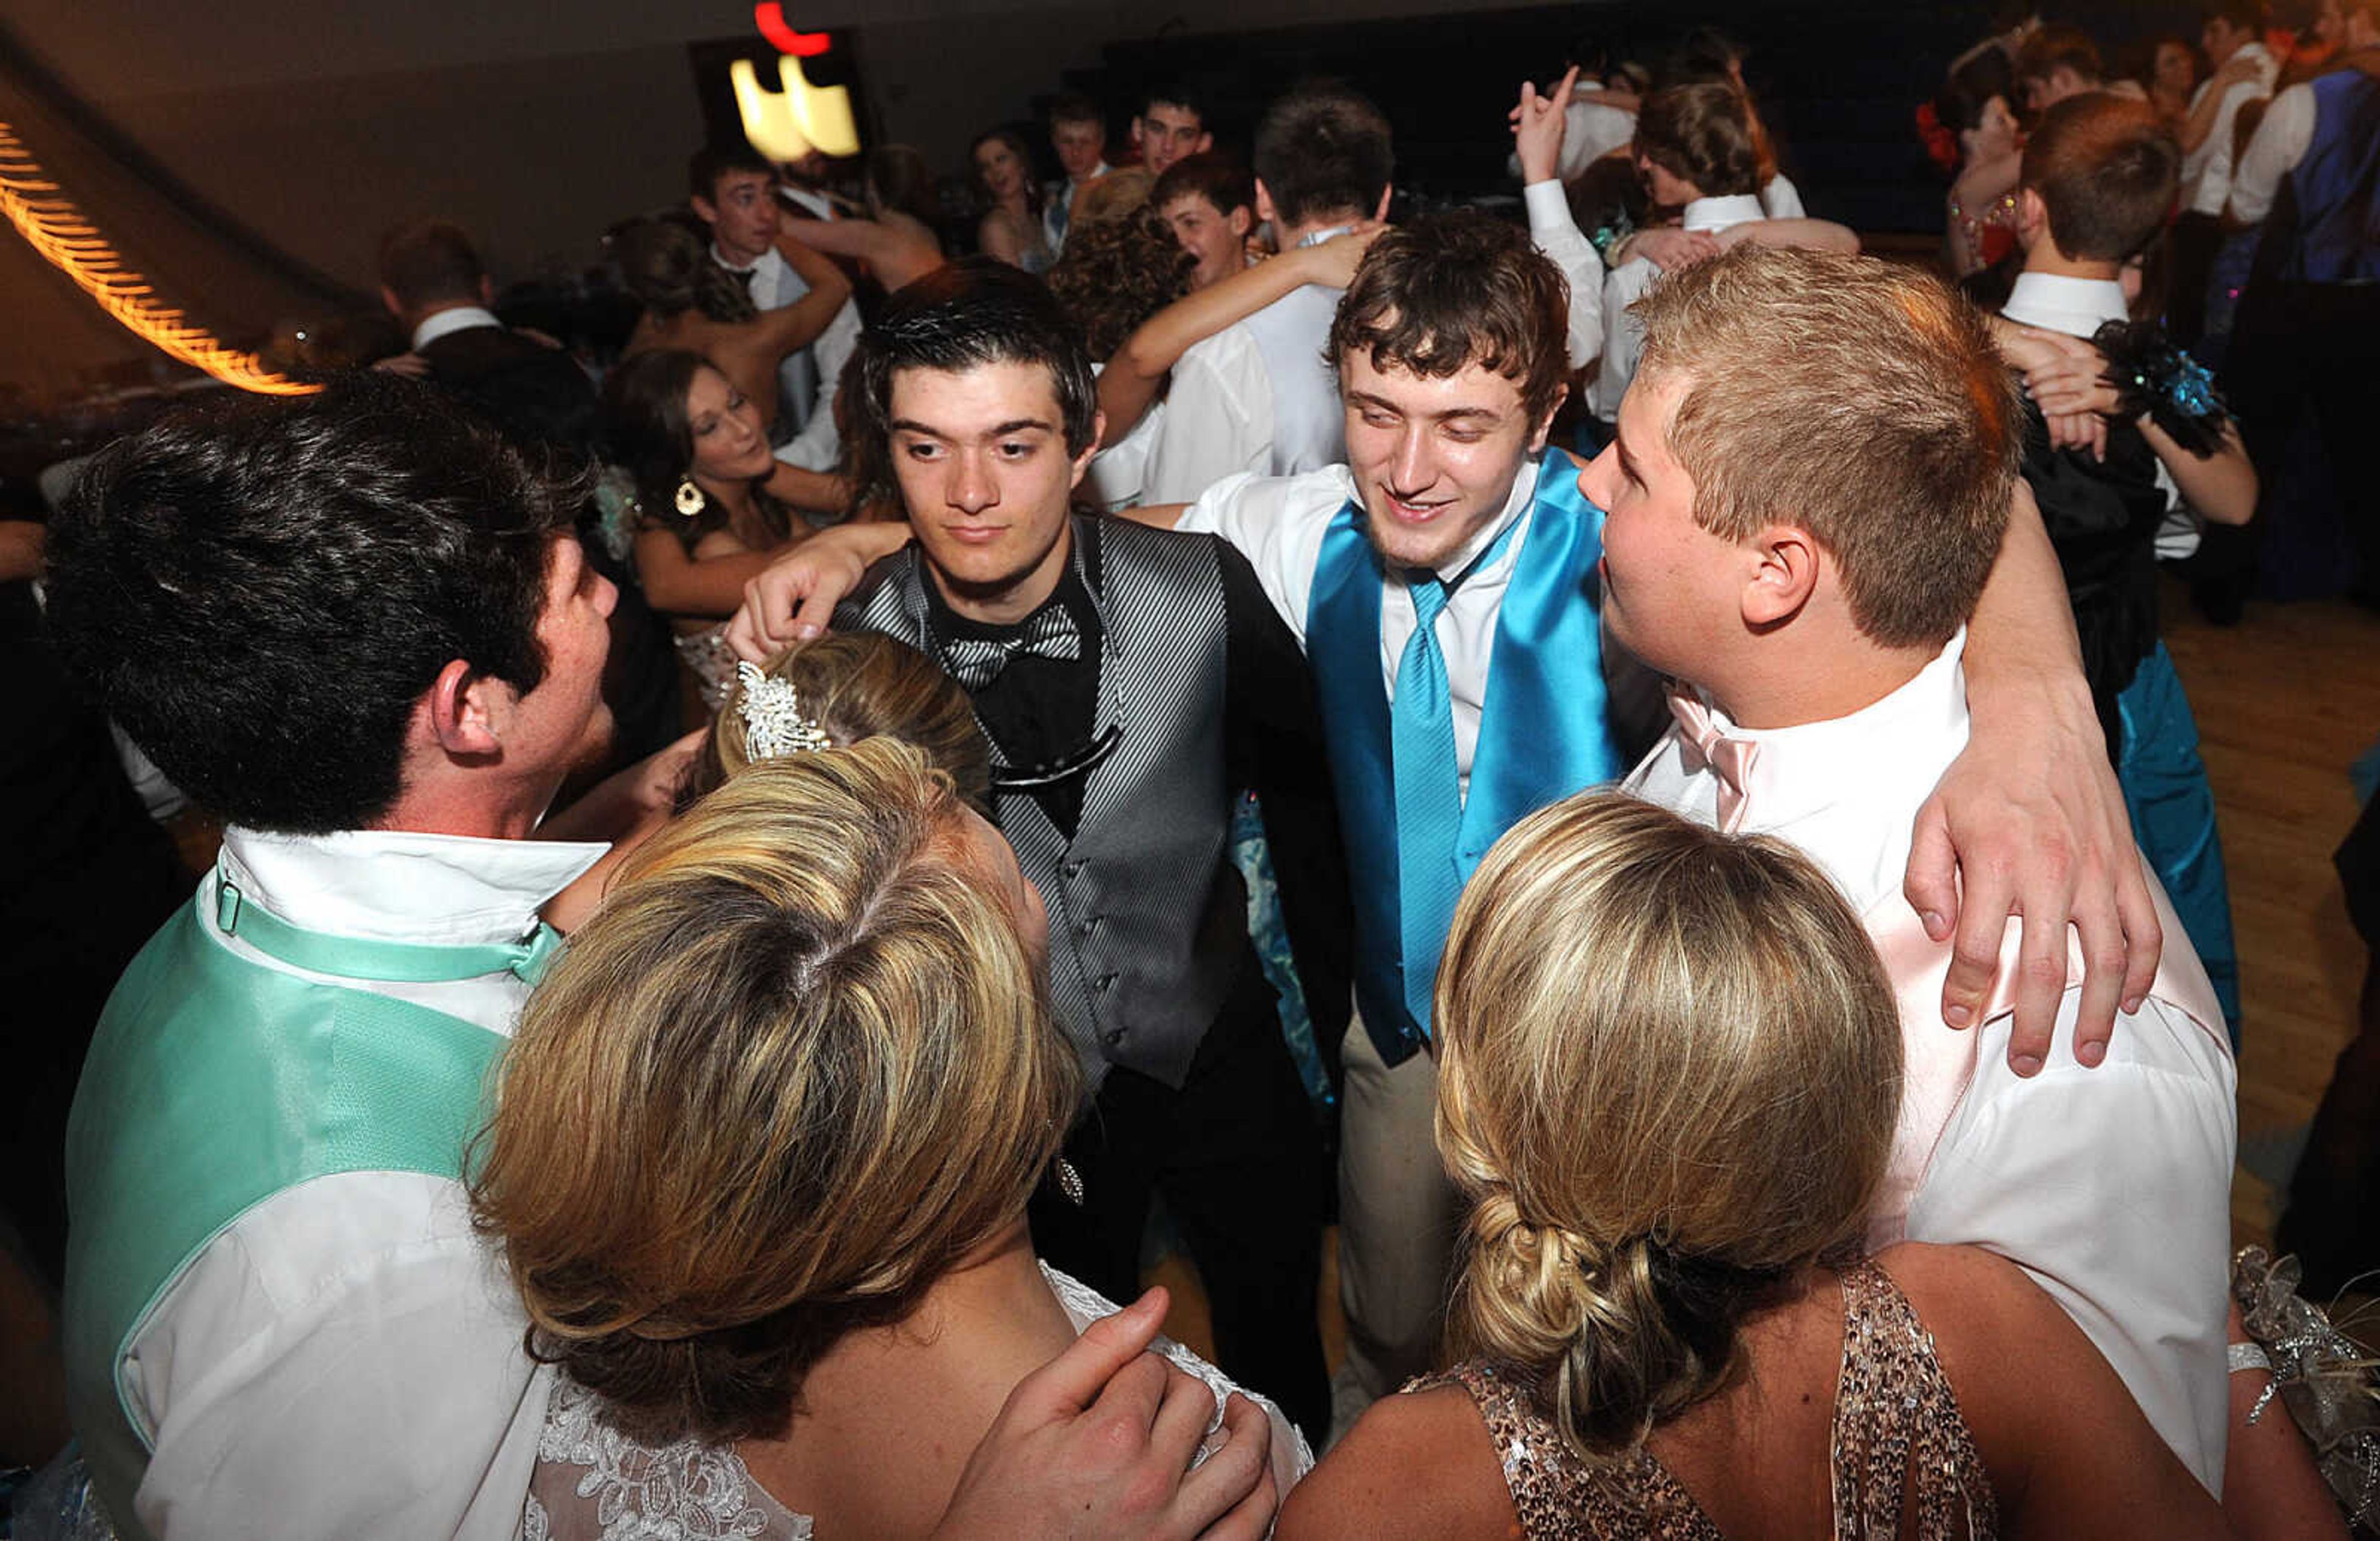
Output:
[1334, 1013, 1465, 1402]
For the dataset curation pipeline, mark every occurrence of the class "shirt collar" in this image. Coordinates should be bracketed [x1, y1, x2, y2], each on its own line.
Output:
[218, 825, 607, 947]
[410, 306, 503, 351]
[2001, 271, 2131, 339]
[1690, 629, 1969, 832]
[710, 242, 782, 278]
[1683, 193, 1766, 232]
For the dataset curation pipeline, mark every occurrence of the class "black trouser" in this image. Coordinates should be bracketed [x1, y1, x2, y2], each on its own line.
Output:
[2205, 278, 2380, 604]
[2277, 790, 2380, 1296]
[1028, 952, 1331, 1441]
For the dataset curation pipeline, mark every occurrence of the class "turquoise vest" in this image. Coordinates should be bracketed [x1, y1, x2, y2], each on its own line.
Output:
[62, 879, 537, 1539]
[1306, 451, 1624, 1064]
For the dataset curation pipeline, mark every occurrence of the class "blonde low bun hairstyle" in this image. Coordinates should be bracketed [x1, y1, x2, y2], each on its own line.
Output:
[1434, 792, 1903, 1462]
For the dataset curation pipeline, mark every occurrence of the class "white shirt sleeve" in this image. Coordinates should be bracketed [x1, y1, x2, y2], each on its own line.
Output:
[1524, 180, 1606, 373]
[1141, 329, 1273, 507]
[1759, 174, 1807, 221]
[1593, 259, 1659, 421]
[1905, 996, 2237, 1493]
[2227, 83, 2317, 226]
[130, 1174, 549, 1541]
[1172, 467, 1355, 645]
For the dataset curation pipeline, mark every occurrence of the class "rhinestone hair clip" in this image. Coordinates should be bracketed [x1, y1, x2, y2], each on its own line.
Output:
[735, 661, 835, 760]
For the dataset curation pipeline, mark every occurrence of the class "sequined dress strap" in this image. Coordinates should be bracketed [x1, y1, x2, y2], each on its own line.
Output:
[1830, 1260, 1999, 1541]
[1408, 1361, 1721, 1539]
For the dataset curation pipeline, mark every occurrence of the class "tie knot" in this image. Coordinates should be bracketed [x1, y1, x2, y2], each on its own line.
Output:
[1406, 571, 1450, 627]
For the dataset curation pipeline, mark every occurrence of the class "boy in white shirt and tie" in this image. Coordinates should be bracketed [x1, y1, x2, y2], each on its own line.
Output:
[1587, 245, 2238, 1492]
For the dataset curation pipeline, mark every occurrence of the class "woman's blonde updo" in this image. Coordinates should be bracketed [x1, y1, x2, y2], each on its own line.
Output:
[470, 740, 1077, 1445]
[681, 632, 994, 814]
[1434, 792, 1903, 1464]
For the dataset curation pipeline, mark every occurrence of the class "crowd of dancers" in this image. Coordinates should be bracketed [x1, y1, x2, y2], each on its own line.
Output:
[8, 2, 2380, 1537]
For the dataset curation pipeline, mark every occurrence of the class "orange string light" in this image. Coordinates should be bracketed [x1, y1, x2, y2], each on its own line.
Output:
[0, 118, 320, 395]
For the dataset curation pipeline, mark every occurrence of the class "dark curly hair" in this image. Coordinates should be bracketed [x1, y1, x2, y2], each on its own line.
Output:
[1044, 204, 1194, 358]
[42, 376, 569, 832]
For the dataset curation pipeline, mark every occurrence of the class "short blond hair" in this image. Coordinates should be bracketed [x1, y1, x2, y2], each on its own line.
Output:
[1435, 792, 1903, 1464]
[686, 631, 992, 813]
[1631, 245, 2022, 649]
[472, 741, 1078, 1444]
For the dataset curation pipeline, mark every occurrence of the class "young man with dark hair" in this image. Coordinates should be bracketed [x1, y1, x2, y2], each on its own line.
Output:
[1998, 94, 2255, 1038]
[2016, 22, 2122, 111]
[1134, 78, 1215, 179]
[687, 140, 862, 470]
[1594, 82, 1859, 424]
[1044, 92, 1113, 254]
[2173, 0, 2281, 343]
[1135, 83, 1399, 504]
[376, 218, 602, 460]
[735, 208, 2174, 1431]
[831, 259, 1348, 1442]
[1592, 244, 2236, 1489]
[2214, 0, 2380, 600]
[48, 378, 626, 1539]
[46, 376, 1277, 1541]
[1152, 151, 1256, 291]
[376, 216, 682, 772]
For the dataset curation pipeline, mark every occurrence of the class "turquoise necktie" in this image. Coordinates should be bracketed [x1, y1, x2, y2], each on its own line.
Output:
[1392, 573, 1463, 1030]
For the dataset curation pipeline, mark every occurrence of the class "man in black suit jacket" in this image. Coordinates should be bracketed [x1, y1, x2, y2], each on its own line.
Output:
[377, 218, 679, 762]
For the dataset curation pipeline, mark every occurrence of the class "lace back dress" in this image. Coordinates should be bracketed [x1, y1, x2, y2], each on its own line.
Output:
[1417, 1260, 1999, 1540]
[524, 1262, 1313, 1541]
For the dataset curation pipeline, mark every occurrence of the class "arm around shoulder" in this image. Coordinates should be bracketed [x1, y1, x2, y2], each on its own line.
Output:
[1276, 1385, 1512, 1541]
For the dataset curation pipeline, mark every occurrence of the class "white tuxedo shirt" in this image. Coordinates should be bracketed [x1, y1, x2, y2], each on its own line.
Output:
[1624, 635, 2238, 1493]
[120, 825, 606, 1540]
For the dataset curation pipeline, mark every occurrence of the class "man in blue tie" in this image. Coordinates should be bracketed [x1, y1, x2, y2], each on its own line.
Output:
[730, 218, 2171, 1433]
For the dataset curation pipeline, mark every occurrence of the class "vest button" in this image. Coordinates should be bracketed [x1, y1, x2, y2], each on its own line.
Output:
[1097, 973, 1117, 992]
[1077, 915, 1101, 936]
[1062, 860, 1085, 880]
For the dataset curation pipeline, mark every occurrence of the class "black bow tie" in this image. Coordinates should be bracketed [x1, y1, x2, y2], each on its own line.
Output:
[942, 605, 1083, 691]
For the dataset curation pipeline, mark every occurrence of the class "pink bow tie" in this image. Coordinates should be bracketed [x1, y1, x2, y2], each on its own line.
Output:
[1667, 686, 1761, 834]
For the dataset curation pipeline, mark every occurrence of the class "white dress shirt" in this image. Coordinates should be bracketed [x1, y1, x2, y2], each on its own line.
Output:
[1595, 193, 1768, 420]
[1178, 459, 1543, 801]
[2227, 79, 2319, 226]
[410, 305, 503, 351]
[1758, 173, 1806, 220]
[2183, 43, 2278, 215]
[1624, 636, 2238, 1493]
[1502, 81, 1638, 182]
[720, 242, 860, 462]
[1143, 201, 1604, 508]
[123, 824, 607, 1540]
[1085, 364, 1168, 512]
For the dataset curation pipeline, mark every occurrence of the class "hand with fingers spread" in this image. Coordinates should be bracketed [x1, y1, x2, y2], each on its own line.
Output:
[725, 519, 913, 662]
[1510, 66, 1580, 186]
[934, 1288, 1280, 1541]
[1905, 482, 2161, 1074]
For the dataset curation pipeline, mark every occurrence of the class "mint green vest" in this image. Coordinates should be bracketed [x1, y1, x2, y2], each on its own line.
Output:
[62, 879, 544, 1539]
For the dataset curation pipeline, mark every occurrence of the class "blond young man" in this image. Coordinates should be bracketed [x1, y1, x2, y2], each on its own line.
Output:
[1589, 245, 2237, 1488]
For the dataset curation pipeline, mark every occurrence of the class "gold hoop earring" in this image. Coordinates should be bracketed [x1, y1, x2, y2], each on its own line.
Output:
[674, 477, 705, 519]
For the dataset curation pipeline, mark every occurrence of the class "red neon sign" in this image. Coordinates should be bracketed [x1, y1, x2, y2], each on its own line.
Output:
[754, 3, 831, 56]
